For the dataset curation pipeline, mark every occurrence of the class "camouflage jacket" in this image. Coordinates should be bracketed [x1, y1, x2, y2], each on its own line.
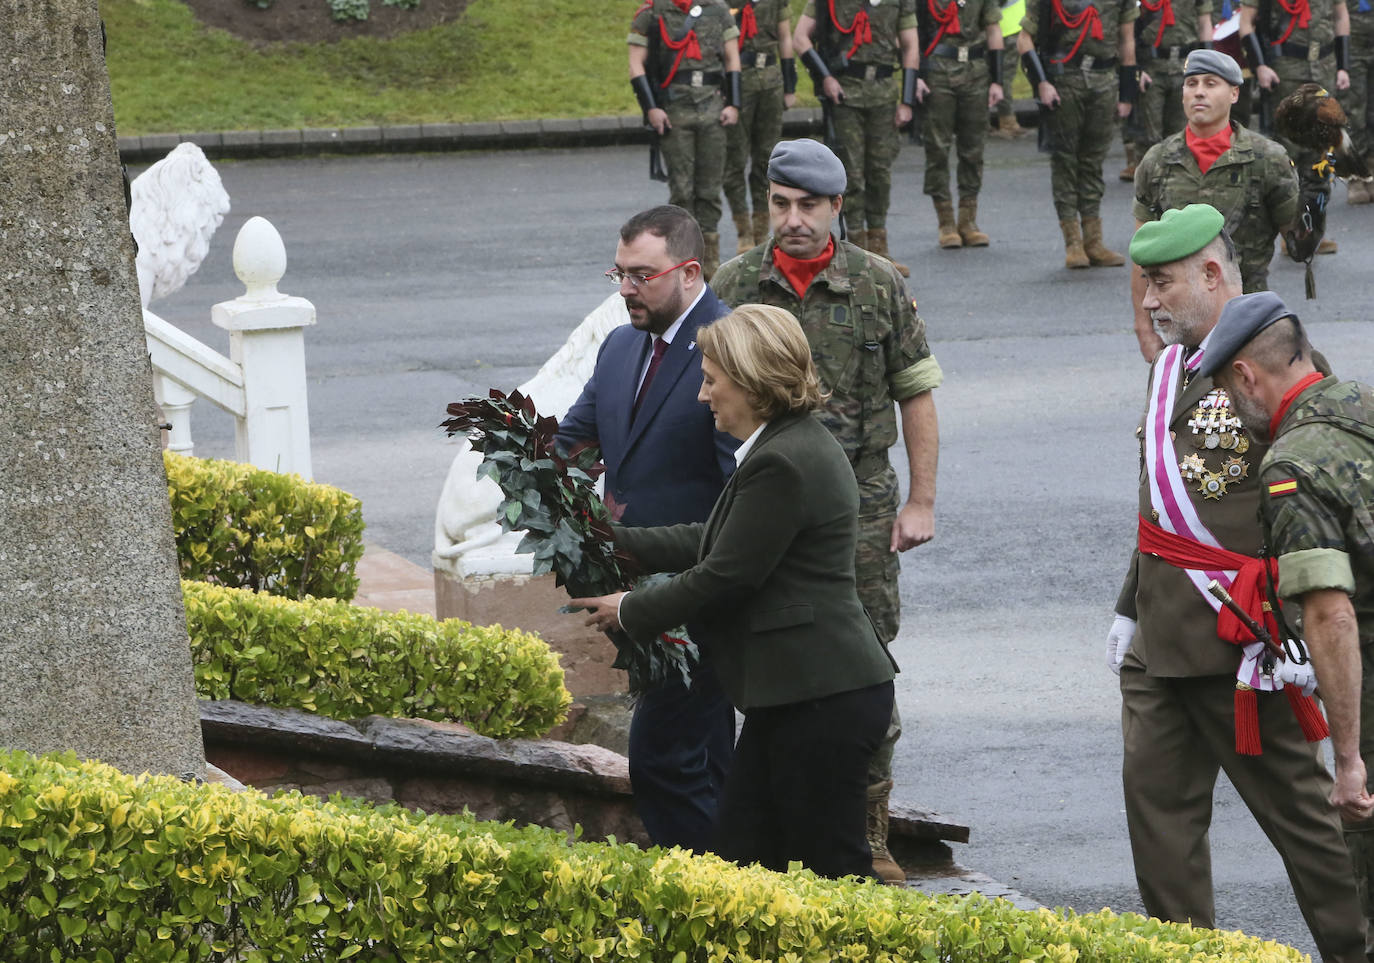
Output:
[735, 0, 789, 59]
[917, 0, 1004, 53]
[630, 0, 740, 84]
[1133, 121, 1300, 292]
[1241, 0, 1342, 48]
[1261, 376, 1374, 642]
[711, 239, 943, 475]
[803, 0, 919, 67]
[1135, 0, 1212, 53]
[1021, 0, 1138, 62]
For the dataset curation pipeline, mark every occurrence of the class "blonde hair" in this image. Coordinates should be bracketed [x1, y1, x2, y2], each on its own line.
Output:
[697, 304, 824, 419]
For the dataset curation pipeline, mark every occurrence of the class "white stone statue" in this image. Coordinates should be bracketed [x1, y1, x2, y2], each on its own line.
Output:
[129, 143, 231, 307]
[433, 291, 629, 576]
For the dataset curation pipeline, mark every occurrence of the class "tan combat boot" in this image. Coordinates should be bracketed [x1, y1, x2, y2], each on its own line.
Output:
[991, 112, 1028, 140]
[732, 212, 754, 255]
[1347, 179, 1372, 205]
[702, 232, 720, 280]
[957, 197, 990, 247]
[1317, 237, 1339, 254]
[1059, 218, 1090, 269]
[1119, 143, 1138, 182]
[848, 227, 869, 251]
[934, 200, 962, 248]
[866, 227, 910, 276]
[1081, 216, 1125, 267]
[867, 779, 906, 884]
[751, 209, 770, 246]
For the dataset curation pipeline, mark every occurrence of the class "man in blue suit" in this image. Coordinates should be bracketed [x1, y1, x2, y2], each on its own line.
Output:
[557, 205, 739, 852]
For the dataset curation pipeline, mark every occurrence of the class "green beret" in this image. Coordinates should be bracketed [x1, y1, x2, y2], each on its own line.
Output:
[1129, 204, 1227, 266]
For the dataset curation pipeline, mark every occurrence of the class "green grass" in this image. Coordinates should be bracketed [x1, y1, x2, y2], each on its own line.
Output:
[103, 0, 635, 134]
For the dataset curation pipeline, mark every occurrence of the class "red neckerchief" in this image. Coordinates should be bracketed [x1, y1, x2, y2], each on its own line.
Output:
[1269, 371, 1325, 440]
[657, 12, 703, 88]
[670, 0, 692, 10]
[1185, 123, 1233, 173]
[1050, 0, 1104, 63]
[772, 236, 835, 297]
[828, 0, 873, 58]
[1272, 0, 1311, 44]
[922, 0, 963, 56]
[1138, 0, 1175, 47]
[739, 0, 759, 40]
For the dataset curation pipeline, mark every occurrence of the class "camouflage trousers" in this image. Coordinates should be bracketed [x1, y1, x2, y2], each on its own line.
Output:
[858, 464, 903, 784]
[1043, 67, 1120, 220]
[725, 62, 786, 217]
[831, 73, 901, 231]
[921, 58, 992, 203]
[995, 43, 1021, 119]
[662, 89, 728, 233]
[1339, 16, 1374, 160]
[1270, 55, 1340, 185]
[1134, 58, 1186, 154]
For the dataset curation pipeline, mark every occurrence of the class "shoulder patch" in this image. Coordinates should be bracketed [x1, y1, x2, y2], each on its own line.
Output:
[1268, 478, 1299, 497]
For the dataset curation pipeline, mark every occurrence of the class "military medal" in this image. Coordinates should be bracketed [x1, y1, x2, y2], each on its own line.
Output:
[1199, 471, 1228, 500]
[1179, 453, 1207, 481]
[1222, 456, 1249, 481]
[1234, 435, 1250, 455]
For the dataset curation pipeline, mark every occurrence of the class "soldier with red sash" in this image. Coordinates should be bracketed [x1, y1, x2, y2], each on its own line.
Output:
[1111, 203, 1367, 959]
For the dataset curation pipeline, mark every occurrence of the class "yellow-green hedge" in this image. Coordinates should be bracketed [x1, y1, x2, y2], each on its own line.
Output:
[0, 750, 1303, 963]
[184, 581, 570, 739]
[165, 451, 365, 602]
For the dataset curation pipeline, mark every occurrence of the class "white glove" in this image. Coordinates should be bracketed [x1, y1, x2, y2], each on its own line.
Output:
[1107, 615, 1137, 675]
[1277, 639, 1318, 697]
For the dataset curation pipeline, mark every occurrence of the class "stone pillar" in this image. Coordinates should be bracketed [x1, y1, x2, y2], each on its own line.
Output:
[0, 0, 206, 778]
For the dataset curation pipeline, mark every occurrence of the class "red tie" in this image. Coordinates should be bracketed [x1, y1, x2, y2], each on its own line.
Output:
[633, 336, 669, 418]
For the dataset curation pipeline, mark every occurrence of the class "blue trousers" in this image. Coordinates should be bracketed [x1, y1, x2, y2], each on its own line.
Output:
[628, 660, 736, 853]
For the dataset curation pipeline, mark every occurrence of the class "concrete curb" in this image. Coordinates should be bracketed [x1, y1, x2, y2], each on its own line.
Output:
[118, 102, 1042, 164]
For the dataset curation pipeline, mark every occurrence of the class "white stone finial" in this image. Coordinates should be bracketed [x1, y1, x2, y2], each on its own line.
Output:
[232, 215, 287, 302]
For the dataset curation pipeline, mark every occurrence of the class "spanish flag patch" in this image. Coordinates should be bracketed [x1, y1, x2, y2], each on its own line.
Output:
[1268, 478, 1299, 497]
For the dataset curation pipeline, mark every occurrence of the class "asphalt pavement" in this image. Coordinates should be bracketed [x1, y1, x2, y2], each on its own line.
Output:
[140, 133, 1374, 959]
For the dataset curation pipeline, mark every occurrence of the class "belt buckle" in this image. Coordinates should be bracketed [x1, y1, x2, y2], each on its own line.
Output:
[1308, 43, 1320, 62]
[863, 64, 877, 81]
[957, 46, 969, 63]
[689, 69, 704, 87]
[755, 52, 767, 69]
[1081, 54, 1096, 70]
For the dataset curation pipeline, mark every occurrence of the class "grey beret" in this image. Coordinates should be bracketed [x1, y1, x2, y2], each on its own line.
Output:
[1183, 49, 1244, 87]
[768, 139, 847, 196]
[1197, 292, 1296, 377]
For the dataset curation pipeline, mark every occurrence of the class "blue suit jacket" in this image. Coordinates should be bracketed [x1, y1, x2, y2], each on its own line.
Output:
[557, 287, 738, 528]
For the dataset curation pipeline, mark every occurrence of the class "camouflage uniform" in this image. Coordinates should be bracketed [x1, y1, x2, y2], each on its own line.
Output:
[1262, 375, 1374, 949]
[1133, 0, 1213, 155]
[805, 0, 919, 231]
[713, 239, 944, 782]
[1339, 0, 1374, 162]
[725, 0, 791, 228]
[918, 0, 1004, 203]
[630, 0, 741, 234]
[1133, 120, 1300, 290]
[1022, 0, 1139, 220]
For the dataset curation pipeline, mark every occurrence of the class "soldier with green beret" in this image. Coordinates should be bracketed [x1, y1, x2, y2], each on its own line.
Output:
[1017, 0, 1139, 268]
[917, 0, 1007, 248]
[713, 138, 943, 884]
[1204, 294, 1374, 948]
[724, 0, 798, 256]
[1130, 48, 1300, 361]
[1112, 208, 1367, 959]
[793, 0, 924, 276]
[1239, 0, 1351, 251]
[629, 0, 743, 279]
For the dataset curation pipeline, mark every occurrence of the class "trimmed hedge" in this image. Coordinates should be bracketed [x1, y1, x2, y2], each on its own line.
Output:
[184, 581, 569, 739]
[165, 451, 365, 602]
[0, 750, 1304, 962]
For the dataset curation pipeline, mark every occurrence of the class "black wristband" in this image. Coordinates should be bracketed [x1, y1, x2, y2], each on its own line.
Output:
[1021, 49, 1049, 88]
[781, 56, 798, 94]
[725, 69, 742, 109]
[801, 47, 833, 85]
[1336, 35, 1350, 73]
[987, 47, 1005, 87]
[630, 74, 658, 119]
[1118, 65, 1139, 104]
[1242, 31, 1269, 72]
[901, 67, 919, 106]
[1199, 40, 1214, 50]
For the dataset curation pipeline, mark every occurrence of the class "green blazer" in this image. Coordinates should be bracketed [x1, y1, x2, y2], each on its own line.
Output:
[617, 412, 896, 710]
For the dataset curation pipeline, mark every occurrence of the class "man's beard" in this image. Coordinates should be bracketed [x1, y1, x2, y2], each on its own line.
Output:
[1152, 285, 1212, 347]
[626, 285, 685, 333]
[1230, 389, 1272, 445]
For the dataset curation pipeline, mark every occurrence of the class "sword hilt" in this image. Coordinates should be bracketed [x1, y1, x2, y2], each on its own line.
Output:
[1207, 579, 1284, 658]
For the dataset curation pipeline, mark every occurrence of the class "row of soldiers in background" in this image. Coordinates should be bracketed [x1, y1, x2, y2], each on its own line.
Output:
[628, 0, 1372, 278]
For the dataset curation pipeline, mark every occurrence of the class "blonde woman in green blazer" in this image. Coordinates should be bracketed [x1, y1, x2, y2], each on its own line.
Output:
[573, 303, 896, 880]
